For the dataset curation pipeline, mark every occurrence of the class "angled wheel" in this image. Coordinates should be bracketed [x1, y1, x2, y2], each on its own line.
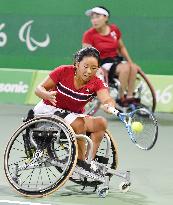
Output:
[4, 116, 78, 197]
[119, 182, 131, 192]
[135, 69, 156, 112]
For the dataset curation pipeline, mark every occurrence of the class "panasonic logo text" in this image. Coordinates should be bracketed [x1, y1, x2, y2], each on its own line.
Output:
[0, 81, 28, 93]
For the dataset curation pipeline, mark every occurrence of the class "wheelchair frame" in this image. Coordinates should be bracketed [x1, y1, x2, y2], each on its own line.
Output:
[4, 114, 131, 198]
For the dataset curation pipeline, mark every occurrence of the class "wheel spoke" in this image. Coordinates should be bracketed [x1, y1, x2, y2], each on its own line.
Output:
[12, 147, 24, 152]
[21, 169, 34, 186]
[36, 168, 41, 188]
[47, 167, 58, 179]
[8, 158, 27, 167]
[27, 169, 35, 188]
[15, 139, 24, 146]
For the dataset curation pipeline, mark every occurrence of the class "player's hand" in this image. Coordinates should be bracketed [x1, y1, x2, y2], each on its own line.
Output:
[101, 103, 114, 114]
[47, 91, 57, 106]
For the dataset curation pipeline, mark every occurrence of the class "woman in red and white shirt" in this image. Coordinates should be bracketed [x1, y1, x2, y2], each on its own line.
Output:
[34, 47, 115, 162]
[82, 6, 141, 106]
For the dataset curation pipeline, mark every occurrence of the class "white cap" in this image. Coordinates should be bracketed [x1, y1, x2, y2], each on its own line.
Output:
[85, 7, 109, 17]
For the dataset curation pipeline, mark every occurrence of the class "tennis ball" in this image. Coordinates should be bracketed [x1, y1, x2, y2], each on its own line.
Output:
[131, 121, 143, 133]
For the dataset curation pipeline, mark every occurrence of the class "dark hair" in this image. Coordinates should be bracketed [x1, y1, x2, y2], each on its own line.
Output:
[97, 6, 110, 17]
[74, 47, 100, 66]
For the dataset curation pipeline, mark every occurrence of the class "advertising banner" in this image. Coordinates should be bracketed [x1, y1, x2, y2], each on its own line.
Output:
[0, 0, 173, 75]
[147, 75, 173, 112]
[0, 68, 173, 113]
[0, 68, 35, 104]
[26, 70, 49, 105]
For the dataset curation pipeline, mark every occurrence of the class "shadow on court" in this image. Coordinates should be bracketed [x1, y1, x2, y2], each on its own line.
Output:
[59, 184, 152, 205]
[0, 104, 173, 205]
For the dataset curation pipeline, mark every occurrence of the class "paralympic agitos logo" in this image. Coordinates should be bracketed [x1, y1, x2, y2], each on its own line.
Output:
[19, 20, 50, 51]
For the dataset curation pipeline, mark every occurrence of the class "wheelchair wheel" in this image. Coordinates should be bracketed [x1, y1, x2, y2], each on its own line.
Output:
[70, 130, 118, 188]
[4, 116, 78, 197]
[135, 70, 156, 112]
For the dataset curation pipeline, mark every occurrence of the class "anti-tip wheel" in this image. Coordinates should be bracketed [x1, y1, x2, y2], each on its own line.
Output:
[119, 182, 131, 193]
[97, 186, 109, 198]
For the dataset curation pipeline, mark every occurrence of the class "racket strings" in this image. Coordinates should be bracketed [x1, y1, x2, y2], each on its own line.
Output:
[131, 110, 157, 149]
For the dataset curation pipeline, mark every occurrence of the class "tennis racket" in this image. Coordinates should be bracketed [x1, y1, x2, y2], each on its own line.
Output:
[104, 105, 158, 150]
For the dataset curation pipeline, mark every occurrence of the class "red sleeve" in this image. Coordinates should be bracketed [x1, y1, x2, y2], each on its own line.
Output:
[82, 30, 94, 45]
[49, 66, 65, 84]
[111, 24, 121, 40]
[94, 77, 108, 92]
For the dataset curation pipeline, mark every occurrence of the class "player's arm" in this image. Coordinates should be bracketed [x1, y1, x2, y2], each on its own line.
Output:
[82, 30, 93, 48]
[118, 38, 133, 64]
[96, 89, 116, 113]
[82, 43, 92, 48]
[118, 38, 141, 71]
[35, 76, 57, 106]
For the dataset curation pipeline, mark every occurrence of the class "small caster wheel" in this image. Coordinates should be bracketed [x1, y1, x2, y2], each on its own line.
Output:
[119, 182, 131, 193]
[97, 186, 109, 198]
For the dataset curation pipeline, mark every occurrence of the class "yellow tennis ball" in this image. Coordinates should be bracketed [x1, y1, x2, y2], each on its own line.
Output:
[131, 121, 143, 133]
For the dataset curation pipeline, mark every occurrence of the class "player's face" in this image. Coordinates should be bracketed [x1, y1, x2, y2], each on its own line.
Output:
[76, 56, 99, 82]
[90, 13, 108, 29]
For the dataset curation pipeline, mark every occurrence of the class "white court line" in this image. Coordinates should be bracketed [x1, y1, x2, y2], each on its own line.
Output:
[0, 200, 51, 205]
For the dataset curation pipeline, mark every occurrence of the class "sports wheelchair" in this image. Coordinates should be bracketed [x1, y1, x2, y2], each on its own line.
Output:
[85, 68, 156, 115]
[4, 110, 130, 198]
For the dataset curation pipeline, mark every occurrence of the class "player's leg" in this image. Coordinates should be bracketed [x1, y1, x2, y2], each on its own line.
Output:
[127, 65, 138, 97]
[70, 117, 86, 160]
[116, 63, 130, 98]
[83, 116, 107, 159]
[70, 116, 107, 160]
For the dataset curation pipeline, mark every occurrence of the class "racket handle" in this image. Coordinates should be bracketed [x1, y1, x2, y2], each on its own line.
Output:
[103, 104, 120, 116]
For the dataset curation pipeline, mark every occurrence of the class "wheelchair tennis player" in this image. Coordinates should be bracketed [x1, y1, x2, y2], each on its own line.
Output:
[34, 47, 115, 166]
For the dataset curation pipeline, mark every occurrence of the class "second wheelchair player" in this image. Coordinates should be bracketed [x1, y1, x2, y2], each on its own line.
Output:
[83, 6, 142, 107]
[34, 47, 115, 165]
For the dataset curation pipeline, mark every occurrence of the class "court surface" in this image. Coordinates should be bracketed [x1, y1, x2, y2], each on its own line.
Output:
[0, 104, 173, 205]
